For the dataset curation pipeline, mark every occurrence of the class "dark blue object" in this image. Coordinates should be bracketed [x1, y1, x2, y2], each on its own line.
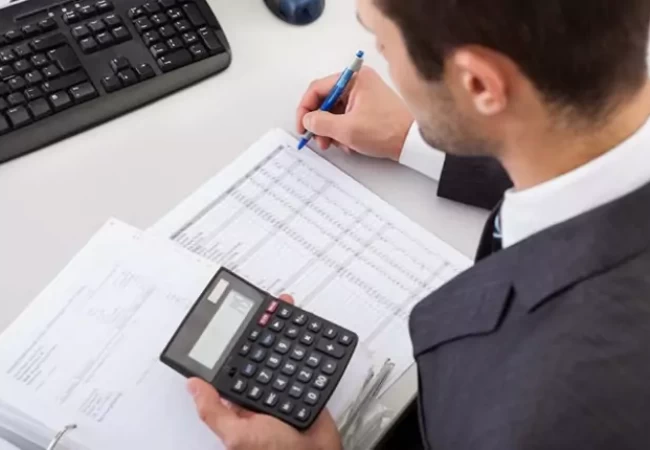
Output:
[264, 0, 325, 25]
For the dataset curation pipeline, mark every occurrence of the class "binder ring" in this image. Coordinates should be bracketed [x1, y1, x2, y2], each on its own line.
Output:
[46, 424, 77, 450]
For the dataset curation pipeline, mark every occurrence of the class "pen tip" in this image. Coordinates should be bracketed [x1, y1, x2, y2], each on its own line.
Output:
[356, 50, 364, 58]
[297, 139, 307, 150]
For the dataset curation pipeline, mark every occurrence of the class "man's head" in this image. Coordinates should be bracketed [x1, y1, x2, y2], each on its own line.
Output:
[357, 0, 650, 158]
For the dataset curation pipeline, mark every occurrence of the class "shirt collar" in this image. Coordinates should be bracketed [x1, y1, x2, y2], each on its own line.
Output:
[500, 116, 650, 248]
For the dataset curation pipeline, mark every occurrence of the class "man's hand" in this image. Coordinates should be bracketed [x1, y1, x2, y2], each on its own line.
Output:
[296, 67, 414, 160]
[188, 294, 342, 450]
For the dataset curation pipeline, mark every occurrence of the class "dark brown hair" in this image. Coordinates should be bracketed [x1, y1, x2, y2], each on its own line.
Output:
[376, 0, 650, 119]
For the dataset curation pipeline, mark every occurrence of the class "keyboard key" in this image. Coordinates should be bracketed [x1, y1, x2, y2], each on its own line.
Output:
[156, 48, 191, 72]
[8, 76, 26, 91]
[338, 333, 353, 346]
[289, 310, 305, 323]
[174, 19, 191, 33]
[285, 325, 299, 339]
[272, 375, 289, 392]
[181, 31, 198, 45]
[0, 115, 9, 134]
[42, 70, 86, 93]
[79, 5, 96, 18]
[288, 382, 304, 399]
[6, 106, 31, 128]
[281, 361, 297, 376]
[295, 407, 311, 422]
[279, 400, 294, 415]
[128, 7, 145, 19]
[96, 0, 113, 13]
[42, 64, 61, 79]
[104, 13, 122, 27]
[0, 83, 8, 95]
[308, 320, 322, 333]
[0, 65, 14, 79]
[79, 37, 99, 53]
[182, 3, 205, 27]
[110, 56, 130, 72]
[27, 98, 51, 119]
[247, 385, 263, 400]
[241, 362, 256, 378]
[25, 86, 43, 100]
[48, 47, 81, 72]
[159, 0, 176, 7]
[5, 29, 22, 43]
[256, 368, 272, 385]
[31, 54, 48, 67]
[289, 345, 306, 361]
[166, 37, 183, 50]
[248, 329, 260, 341]
[69, 82, 97, 102]
[96, 32, 115, 47]
[313, 374, 329, 390]
[297, 368, 313, 383]
[167, 7, 183, 20]
[198, 27, 223, 54]
[0, 50, 15, 64]
[71, 25, 91, 40]
[48, 91, 72, 111]
[263, 391, 279, 407]
[14, 44, 32, 59]
[250, 347, 266, 362]
[269, 318, 284, 332]
[159, 25, 176, 38]
[304, 389, 320, 406]
[134, 17, 153, 33]
[275, 338, 291, 354]
[299, 332, 315, 346]
[265, 353, 281, 369]
[38, 18, 58, 31]
[62, 11, 80, 24]
[321, 360, 337, 375]
[111, 26, 131, 42]
[31, 33, 67, 52]
[231, 378, 246, 394]
[188, 43, 207, 60]
[101, 74, 121, 92]
[0, 98, 7, 111]
[134, 63, 155, 80]
[151, 13, 168, 26]
[22, 24, 40, 37]
[7, 92, 26, 106]
[316, 339, 345, 359]
[143, 30, 160, 46]
[305, 352, 321, 368]
[117, 69, 138, 86]
[150, 43, 168, 58]
[144, 1, 162, 13]
[88, 19, 106, 33]
[323, 327, 338, 339]
[238, 342, 251, 356]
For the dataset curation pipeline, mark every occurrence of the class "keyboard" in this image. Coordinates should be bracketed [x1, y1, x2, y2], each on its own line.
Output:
[0, 0, 231, 164]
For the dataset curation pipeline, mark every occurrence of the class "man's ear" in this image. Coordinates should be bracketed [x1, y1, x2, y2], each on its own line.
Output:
[451, 48, 508, 116]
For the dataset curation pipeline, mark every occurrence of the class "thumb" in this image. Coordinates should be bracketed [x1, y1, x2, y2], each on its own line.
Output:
[303, 111, 348, 142]
[188, 378, 240, 439]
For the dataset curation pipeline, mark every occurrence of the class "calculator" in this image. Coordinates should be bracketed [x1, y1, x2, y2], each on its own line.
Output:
[160, 268, 358, 430]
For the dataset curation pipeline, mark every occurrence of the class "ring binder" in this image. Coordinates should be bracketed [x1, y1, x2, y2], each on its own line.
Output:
[46, 424, 77, 450]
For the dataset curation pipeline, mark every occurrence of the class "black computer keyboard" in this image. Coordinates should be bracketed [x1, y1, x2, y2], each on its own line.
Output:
[0, 0, 231, 164]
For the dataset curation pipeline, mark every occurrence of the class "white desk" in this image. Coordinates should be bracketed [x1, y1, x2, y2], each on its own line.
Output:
[0, 0, 488, 444]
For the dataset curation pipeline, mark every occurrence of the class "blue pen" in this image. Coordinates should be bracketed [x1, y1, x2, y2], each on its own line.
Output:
[298, 50, 365, 150]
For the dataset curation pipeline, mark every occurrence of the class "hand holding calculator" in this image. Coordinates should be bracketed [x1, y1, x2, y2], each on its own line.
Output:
[161, 268, 358, 430]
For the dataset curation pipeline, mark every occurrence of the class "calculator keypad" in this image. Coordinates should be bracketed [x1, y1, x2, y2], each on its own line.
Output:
[227, 297, 357, 430]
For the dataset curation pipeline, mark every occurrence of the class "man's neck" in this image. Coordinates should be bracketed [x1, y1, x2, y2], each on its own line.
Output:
[501, 81, 650, 191]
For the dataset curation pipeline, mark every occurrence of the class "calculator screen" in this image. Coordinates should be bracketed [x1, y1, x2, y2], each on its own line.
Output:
[189, 290, 255, 369]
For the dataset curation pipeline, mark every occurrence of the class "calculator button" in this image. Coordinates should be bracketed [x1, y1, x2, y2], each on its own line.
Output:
[300, 333, 315, 346]
[323, 327, 338, 340]
[297, 368, 313, 383]
[272, 375, 289, 391]
[322, 360, 337, 375]
[288, 383, 304, 399]
[281, 361, 298, 376]
[277, 305, 292, 319]
[269, 319, 284, 332]
[256, 368, 273, 385]
[241, 363, 257, 378]
[307, 320, 322, 333]
[317, 339, 345, 359]
[247, 385, 263, 400]
[258, 313, 271, 327]
[306, 352, 322, 368]
[304, 389, 320, 406]
[259, 332, 275, 348]
[232, 378, 247, 393]
[292, 312, 308, 325]
[238, 343, 251, 356]
[251, 347, 266, 362]
[275, 339, 291, 354]
[266, 354, 282, 369]
[248, 329, 261, 342]
[285, 326, 299, 339]
[263, 391, 279, 407]
[266, 300, 279, 313]
[295, 407, 311, 422]
[279, 400, 294, 415]
[289, 345, 306, 361]
[314, 374, 329, 390]
[339, 333, 353, 346]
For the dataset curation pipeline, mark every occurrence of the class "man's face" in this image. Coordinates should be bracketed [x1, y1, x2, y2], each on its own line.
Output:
[357, 0, 498, 157]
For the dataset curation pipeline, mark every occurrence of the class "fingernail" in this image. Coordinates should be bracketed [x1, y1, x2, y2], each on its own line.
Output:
[303, 114, 312, 130]
[187, 380, 200, 398]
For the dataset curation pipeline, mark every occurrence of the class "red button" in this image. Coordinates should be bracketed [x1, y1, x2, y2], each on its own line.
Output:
[267, 300, 279, 313]
[258, 313, 271, 326]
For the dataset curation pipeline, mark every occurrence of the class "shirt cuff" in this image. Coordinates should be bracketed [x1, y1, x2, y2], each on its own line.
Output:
[398, 122, 446, 181]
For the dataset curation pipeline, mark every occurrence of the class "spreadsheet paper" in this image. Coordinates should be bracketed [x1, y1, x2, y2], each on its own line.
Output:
[153, 129, 473, 389]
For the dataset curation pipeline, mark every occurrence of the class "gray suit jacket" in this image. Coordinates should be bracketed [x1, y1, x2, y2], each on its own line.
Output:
[410, 180, 650, 449]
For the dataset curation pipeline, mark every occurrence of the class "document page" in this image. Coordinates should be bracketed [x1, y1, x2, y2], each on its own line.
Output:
[153, 129, 473, 389]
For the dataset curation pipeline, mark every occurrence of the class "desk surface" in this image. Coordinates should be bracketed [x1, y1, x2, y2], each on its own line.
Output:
[0, 0, 488, 443]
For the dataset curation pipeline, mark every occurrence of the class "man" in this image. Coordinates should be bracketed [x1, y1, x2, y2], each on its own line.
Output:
[187, 0, 650, 448]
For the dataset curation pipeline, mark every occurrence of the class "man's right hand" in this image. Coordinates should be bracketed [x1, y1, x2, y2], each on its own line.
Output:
[296, 67, 414, 161]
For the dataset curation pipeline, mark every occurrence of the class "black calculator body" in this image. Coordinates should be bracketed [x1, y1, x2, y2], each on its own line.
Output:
[161, 268, 358, 430]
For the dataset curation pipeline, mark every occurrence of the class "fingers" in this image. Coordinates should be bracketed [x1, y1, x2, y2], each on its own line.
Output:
[296, 73, 342, 134]
[278, 294, 295, 305]
[188, 378, 240, 439]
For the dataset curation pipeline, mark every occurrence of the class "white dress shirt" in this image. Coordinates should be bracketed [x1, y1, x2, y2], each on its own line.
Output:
[398, 117, 650, 249]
